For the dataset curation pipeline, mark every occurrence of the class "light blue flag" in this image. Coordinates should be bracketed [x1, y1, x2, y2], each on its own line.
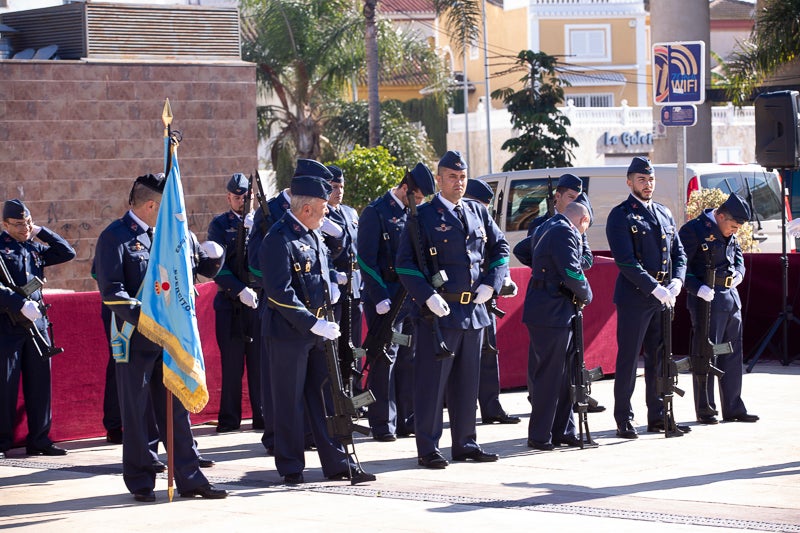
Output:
[138, 139, 208, 413]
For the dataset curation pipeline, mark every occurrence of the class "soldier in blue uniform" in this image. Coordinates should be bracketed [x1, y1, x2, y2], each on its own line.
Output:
[606, 156, 688, 439]
[207, 173, 262, 433]
[464, 179, 520, 425]
[396, 151, 509, 469]
[523, 201, 592, 450]
[94, 174, 227, 502]
[358, 164, 434, 442]
[0, 199, 75, 459]
[679, 193, 759, 424]
[259, 166, 374, 485]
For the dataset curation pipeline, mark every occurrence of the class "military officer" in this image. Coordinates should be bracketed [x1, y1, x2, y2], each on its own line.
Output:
[606, 156, 688, 439]
[259, 163, 373, 485]
[523, 201, 592, 450]
[0, 199, 75, 459]
[94, 173, 227, 502]
[396, 151, 509, 469]
[358, 164, 433, 442]
[207, 173, 262, 433]
[463, 179, 520, 425]
[679, 193, 759, 424]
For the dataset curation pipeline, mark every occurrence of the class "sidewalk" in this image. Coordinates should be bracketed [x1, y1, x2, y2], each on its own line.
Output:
[1, 359, 799, 532]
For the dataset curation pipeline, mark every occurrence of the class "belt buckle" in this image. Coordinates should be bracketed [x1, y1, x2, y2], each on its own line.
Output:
[460, 291, 472, 304]
[724, 275, 733, 288]
[656, 271, 667, 282]
[315, 307, 325, 319]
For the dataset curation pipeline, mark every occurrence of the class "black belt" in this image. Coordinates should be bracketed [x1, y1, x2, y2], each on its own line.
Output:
[647, 270, 668, 282]
[441, 291, 473, 304]
[714, 273, 734, 288]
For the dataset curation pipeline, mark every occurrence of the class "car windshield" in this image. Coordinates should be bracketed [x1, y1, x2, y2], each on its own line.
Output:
[701, 171, 782, 221]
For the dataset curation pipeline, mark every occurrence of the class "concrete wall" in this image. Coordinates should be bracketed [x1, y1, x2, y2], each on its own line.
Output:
[0, 60, 257, 292]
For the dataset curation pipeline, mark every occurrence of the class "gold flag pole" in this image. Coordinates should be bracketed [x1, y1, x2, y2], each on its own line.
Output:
[162, 98, 176, 503]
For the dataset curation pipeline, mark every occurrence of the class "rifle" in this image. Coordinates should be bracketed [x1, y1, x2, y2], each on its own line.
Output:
[655, 264, 691, 438]
[569, 299, 602, 449]
[337, 251, 364, 393]
[545, 175, 555, 217]
[231, 174, 254, 343]
[356, 287, 412, 373]
[404, 188, 454, 360]
[320, 281, 376, 484]
[252, 170, 271, 235]
[692, 243, 729, 412]
[0, 257, 63, 358]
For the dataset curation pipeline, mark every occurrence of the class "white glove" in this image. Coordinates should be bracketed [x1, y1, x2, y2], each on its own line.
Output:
[730, 271, 744, 289]
[335, 271, 348, 285]
[243, 212, 254, 230]
[237, 287, 259, 309]
[473, 284, 495, 305]
[501, 277, 518, 298]
[310, 319, 341, 340]
[21, 300, 42, 322]
[666, 278, 682, 298]
[329, 283, 340, 304]
[320, 217, 343, 238]
[697, 284, 715, 302]
[200, 240, 224, 259]
[651, 285, 672, 305]
[425, 294, 450, 318]
[787, 218, 800, 238]
[375, 298, 392, 315]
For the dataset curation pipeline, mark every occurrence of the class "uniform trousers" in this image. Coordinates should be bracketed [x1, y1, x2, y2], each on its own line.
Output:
[413, 321, 482, 458]
[478, 314, 504, 419]
[526, 324, 575, 444]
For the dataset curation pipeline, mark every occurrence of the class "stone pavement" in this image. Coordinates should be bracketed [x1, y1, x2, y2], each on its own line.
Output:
[1, 360, 799, 532]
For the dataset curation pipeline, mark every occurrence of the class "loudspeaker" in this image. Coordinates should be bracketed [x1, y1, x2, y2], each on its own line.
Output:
[755, 90, 800, 170]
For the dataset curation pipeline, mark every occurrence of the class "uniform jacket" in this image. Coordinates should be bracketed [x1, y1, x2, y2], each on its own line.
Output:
[357, 191, 407, 304]
[606, 194, 686, 304]
[514, 212, 593, 270]
[208, 209, 254, 307]
[396, 194, 509, 330]
[679, 210, 745, 310]
[248, 191, 291, 282]
[259, 212, 332, 340]
[522, 214, 592, 327]
[323, 203, 360, 299]
[0, 227, 75, 333]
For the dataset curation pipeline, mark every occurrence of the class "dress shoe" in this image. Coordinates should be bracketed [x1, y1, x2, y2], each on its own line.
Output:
[0, 451, 5, 459]
[482, 412, 521, 424]
[327, 466, 377, 484]
[553, 434, 582, 447]
[527, 440, 554, 451]
[198, 456, 215, 468]
[396, 430, 414, 438]
[179, 483, 228, 499]
[696, 415, 719, 424]
[647, 420, 691, 433]
[152, 460, 166, 473]
[723, 413, 759, 423]
[284, 472, 304, 485]
[587, 404, 607, 413]
[26, 444, 67, 456]
[133, 490, 155, 503]
[418, 451, 449, 469]
[106, 429, 123, 444]
[215, 424, 239, 433]
[252, 418, 265, 431]
[372, 433, 397, 442]
[616, 422, 638, 439]
[452, 448, 499, 462]
[266, 446, 275, 456]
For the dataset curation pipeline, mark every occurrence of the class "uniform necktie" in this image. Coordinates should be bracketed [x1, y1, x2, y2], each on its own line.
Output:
[146, 227, 154, 242]
[454, 204, 467, 229]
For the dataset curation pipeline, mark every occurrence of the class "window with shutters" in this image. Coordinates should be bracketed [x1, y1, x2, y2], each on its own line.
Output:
[565, 24, 611, 63]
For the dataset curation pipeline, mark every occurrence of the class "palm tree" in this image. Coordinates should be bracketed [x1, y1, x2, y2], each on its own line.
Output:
[724, 0, 800, 106]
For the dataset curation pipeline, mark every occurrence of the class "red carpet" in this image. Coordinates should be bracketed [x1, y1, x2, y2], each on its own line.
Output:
[12, 255, 797, 445]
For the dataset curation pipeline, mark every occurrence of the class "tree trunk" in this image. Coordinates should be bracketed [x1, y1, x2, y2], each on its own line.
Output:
[364, 0, 381, 147]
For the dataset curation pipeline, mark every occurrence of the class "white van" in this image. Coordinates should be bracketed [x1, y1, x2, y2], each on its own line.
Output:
[476, 163, 791, 264]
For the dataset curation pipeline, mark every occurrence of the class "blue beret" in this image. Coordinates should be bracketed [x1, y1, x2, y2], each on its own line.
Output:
[408, 162, 436, 196]
[227, 173, 249, 195]
[465, 179, 494, 204]
[290, 175, 332, 200]
[720, 193, 751, 223]
[627, 156, 654, 176]
[326, 165, 344, 183]
[294, 159, 333, 181]
[438, 150, 468, 171]
[556, 173, 582, 193]
[573, 192, 594, 226]
[3, 199, 30, 220]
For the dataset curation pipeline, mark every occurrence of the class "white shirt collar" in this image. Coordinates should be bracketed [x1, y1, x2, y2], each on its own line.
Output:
[437, 193, 461, 212]
[389, 188, 404, 207]
[128, 210, 150, 232]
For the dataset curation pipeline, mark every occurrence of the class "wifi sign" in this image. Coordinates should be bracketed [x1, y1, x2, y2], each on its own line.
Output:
[652, 41, 706, 106]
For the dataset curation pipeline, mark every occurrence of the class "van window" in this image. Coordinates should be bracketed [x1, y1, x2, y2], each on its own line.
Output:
[700, 171, 783, 221]
[506, 177, 591, 232]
